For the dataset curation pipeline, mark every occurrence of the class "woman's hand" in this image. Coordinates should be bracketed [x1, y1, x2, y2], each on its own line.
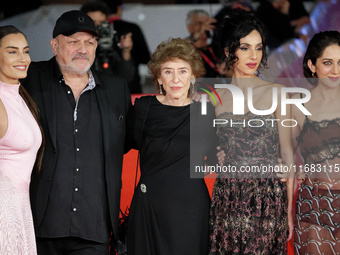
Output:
[287, 209, 294, 242]
[191, 92, 202, 102]
[296, 170, 306, 185]
[275, 158, 291, 183]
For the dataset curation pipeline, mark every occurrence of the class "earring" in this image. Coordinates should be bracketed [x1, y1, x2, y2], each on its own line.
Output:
[312, 72, 316, 78]
[159, 84, 163, 95]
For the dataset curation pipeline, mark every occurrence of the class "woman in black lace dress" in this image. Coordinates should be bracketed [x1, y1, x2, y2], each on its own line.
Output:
[292, 31, 340, 254]
[208, 14, 295, 254]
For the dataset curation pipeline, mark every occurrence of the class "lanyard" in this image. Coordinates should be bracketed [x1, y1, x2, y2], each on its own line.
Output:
[107, 16, 121, 22]
[198, 47, 219, 73]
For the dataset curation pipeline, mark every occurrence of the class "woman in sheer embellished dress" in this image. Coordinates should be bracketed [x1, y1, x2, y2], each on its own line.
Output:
[292, 31, 340, 255]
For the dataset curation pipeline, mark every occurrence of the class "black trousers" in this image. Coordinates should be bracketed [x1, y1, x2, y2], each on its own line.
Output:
[36, 237, 110, 255]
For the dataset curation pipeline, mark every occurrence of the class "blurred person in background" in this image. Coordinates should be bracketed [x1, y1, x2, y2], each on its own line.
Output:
[256, 0, 310, 51]
[81, 0, 135, 86]
[102, 0, 150, 94]
[185, 9, 223, 78]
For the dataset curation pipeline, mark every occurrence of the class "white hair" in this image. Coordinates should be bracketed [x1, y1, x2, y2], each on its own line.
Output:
[186, 9, 209, 25]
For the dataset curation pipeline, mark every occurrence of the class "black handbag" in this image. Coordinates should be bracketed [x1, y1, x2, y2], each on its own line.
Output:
[112, 97, 151, 255]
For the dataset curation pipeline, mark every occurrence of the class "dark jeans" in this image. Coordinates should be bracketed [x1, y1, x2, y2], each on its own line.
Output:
[36, 237, 110, 255]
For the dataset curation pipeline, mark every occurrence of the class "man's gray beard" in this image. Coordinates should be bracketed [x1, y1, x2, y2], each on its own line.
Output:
[60, 62, 92, 75]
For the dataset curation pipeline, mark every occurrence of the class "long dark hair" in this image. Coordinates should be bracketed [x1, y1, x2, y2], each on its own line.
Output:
[217, 13, 268, 71]
[0, 25, 44, 175]
[303, 30, 340, 85]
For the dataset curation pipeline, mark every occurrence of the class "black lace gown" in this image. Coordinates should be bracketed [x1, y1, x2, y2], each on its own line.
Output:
[126, 96, 217, 255]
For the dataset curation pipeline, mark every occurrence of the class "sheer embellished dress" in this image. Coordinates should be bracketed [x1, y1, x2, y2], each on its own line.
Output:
[0, 81, 41, 255]
[294, 115, 340, 254]
[126, 96, 217, 255]
[209, 112, 288, 255]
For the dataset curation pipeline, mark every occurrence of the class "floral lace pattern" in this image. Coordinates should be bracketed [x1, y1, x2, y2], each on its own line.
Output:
[297, 118, 340, 165]
[209, 112, 288, 254]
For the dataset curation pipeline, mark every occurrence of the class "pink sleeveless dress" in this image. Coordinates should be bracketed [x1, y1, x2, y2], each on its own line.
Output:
[0, 81, 41, 255]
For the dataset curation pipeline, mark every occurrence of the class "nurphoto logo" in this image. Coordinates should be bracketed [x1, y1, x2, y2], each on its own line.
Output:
[200, 84, 311, 128]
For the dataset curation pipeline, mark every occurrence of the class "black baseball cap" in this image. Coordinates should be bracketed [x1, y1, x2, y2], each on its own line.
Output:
[53, 10, 98, 38]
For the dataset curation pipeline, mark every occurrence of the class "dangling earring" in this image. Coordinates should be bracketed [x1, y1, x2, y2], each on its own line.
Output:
[190, 82, 194, 92]
[312, 72, 316, 78]
[159, 84, 163, 95]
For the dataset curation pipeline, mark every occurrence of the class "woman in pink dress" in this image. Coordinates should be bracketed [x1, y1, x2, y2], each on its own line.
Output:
[0, 25, 44, 254]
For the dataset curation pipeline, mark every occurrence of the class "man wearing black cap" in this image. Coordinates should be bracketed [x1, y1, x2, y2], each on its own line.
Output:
[21, 10, 131, 254]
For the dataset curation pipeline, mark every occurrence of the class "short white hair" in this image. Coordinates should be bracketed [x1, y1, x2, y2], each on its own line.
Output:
[186, 9, 209, 25]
